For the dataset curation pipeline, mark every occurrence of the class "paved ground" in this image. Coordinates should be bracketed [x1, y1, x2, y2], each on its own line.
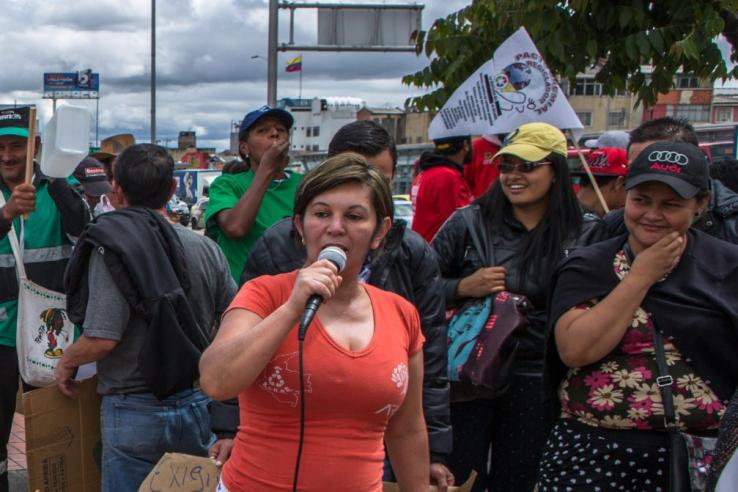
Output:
[8, 413, 25, 471]
[9, 470, 27, 491]
[8, 413, 27, 491]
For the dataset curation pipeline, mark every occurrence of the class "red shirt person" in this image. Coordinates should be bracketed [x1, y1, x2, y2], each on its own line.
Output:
[411, 136, 473, 242]
[464, 135, 502, 198]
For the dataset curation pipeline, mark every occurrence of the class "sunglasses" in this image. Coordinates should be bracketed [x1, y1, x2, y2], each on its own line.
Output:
[498, 160, 551, 174]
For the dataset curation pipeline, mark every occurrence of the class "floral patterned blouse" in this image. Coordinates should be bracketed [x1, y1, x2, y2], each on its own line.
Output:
[558, 249, 726, 432]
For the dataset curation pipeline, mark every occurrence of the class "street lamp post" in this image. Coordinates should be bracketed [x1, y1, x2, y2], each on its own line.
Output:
[267, 0, 278, 107]
[151, 0, 156, 143]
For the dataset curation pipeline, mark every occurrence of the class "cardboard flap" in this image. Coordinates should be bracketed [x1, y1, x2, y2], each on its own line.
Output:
[138, 453, 218, 492]
[23, 377, 101, 492]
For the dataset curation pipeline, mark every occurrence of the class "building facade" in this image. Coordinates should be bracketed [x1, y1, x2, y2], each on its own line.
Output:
[563, 73, 644, 136]
[279, 97, 365, 152]
[642, 75, 713, 123]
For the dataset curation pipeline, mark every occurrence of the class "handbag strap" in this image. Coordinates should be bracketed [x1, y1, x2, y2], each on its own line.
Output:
[461, 207, 496, 266]
[652, 325, 680, 431]
[0, 190, 27, 280]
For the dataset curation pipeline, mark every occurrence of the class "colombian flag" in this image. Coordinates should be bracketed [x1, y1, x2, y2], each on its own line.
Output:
[286, 55, 302, 72]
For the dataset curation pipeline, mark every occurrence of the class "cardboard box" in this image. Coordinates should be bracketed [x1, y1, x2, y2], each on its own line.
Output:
[138, 453, 219, 492]
[137, 454, 476, 492]
[23, 377, 101, 492]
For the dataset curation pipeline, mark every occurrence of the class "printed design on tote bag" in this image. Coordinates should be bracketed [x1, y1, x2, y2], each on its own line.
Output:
[33, 307, 70, 359]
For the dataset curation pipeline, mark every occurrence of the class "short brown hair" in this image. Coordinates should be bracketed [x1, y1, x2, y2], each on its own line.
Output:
[294, 153, 393, 229]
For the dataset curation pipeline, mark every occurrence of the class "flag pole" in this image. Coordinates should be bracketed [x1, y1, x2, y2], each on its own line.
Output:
[568, 129, 610, 214]
[23, 107, 37, 219]
[24, 107, 36, 186]
[299, 53, 303, 99]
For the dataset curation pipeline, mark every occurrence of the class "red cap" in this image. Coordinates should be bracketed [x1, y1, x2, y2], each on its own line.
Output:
[576, 148, 628, 177]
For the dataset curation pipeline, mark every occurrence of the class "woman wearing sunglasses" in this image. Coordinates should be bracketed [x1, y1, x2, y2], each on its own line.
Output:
[432, 122, 607, 491]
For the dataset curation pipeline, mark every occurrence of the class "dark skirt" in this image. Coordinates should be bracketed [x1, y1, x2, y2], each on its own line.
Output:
[447, 374, 555, 492]
[537, 419, 670, 492]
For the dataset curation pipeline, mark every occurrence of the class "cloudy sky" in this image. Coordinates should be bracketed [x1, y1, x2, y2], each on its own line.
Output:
[0, 0, 468, 150]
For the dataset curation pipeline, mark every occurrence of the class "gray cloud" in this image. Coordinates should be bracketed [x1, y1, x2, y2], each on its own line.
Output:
[0, 0, 468, 149]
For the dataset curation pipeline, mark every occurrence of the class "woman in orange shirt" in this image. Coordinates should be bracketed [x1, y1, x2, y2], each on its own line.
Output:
[200, 153, 429, 492]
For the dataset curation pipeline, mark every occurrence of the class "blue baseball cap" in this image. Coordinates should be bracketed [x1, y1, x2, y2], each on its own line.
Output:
[239, 106, 293, 140]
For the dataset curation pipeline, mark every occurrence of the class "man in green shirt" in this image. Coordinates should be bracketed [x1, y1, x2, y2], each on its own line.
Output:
[205, 106, 302, 281]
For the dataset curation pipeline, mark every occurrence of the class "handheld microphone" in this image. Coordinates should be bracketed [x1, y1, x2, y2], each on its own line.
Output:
[297, 246, 347, 340]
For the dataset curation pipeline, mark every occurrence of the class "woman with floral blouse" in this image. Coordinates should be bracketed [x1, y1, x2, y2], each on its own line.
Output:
[538, 142, 738, 491]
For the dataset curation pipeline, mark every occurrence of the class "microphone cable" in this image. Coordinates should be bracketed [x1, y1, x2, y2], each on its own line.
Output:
[292, 319, 310, 491]
[291, 246, 346, 491]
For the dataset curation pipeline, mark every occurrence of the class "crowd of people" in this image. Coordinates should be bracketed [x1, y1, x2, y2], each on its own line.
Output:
[0, 99, 737, 492]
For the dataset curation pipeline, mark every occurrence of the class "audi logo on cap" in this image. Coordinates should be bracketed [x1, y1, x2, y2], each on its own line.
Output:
[648, 151, 688, 166]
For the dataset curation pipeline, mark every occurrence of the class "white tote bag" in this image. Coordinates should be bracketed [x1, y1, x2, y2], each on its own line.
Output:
[0, 193, 75, 387]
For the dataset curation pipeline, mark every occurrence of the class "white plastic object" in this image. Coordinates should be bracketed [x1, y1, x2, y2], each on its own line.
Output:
[40, 104, 91, 178]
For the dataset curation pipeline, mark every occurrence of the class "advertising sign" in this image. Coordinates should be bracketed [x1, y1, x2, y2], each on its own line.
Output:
[174, 170, 198, 205]
[43, 70, 100, 99]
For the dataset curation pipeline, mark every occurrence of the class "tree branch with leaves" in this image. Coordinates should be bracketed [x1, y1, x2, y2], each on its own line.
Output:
[403, 0, 738, 111]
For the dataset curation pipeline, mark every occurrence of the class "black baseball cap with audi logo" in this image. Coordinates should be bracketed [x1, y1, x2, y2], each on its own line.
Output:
[625, 141, 709, 199]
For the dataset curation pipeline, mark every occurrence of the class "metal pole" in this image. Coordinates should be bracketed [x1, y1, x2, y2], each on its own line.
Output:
[52, 98, 57, 114]
[95, 97, 100, 146]
[151, 0, 156, 143]
[267, 0, 278, 106]
[289, 7, 295, 45]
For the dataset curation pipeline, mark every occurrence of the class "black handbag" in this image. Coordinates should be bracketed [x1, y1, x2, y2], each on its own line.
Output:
[653, 326, 717, 492]
[449, 209, 530, 396]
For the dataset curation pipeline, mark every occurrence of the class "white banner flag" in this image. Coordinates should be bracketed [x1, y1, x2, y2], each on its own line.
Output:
[428, 27, 583, 141]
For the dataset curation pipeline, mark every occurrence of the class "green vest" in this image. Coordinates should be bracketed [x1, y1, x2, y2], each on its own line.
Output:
[0, 181, 74, 347]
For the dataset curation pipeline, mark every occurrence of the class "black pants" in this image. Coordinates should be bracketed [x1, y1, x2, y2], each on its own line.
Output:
[447, 374, 555, 492]
[0, 345, 19, 492]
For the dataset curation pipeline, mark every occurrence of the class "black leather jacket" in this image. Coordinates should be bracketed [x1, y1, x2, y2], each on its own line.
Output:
[237, 217, 452, 461]
[432, 205, 608, 375]
[604, 178, 738, 244]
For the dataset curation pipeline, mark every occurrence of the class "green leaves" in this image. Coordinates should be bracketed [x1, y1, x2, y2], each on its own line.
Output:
[403, 0, 738, 110]
[672, 33, 699, 61]
[619, 7, 633, 28]
[648, 29, 664, 52]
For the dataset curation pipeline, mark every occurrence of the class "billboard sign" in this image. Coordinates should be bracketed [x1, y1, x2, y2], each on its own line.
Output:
[317, 7, 421, 48]
[43, 70, 100, 99]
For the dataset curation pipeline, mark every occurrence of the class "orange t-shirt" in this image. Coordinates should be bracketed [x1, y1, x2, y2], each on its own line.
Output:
[220, 271, 425, 492]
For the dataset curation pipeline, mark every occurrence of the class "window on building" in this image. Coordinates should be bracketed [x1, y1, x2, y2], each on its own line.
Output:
[312, 144, 319, 151]
[666, 104, 710, 123]
[715, 107, 733, 123]
[571, 78, 602, 96]
[677, 76, 700, 89]
[576, 112, 593, 126]
[607, 110, 626, 128]
[306, 127, 312, 137]
[312, 126, 320, 137]
[613, 87, 628, 97]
